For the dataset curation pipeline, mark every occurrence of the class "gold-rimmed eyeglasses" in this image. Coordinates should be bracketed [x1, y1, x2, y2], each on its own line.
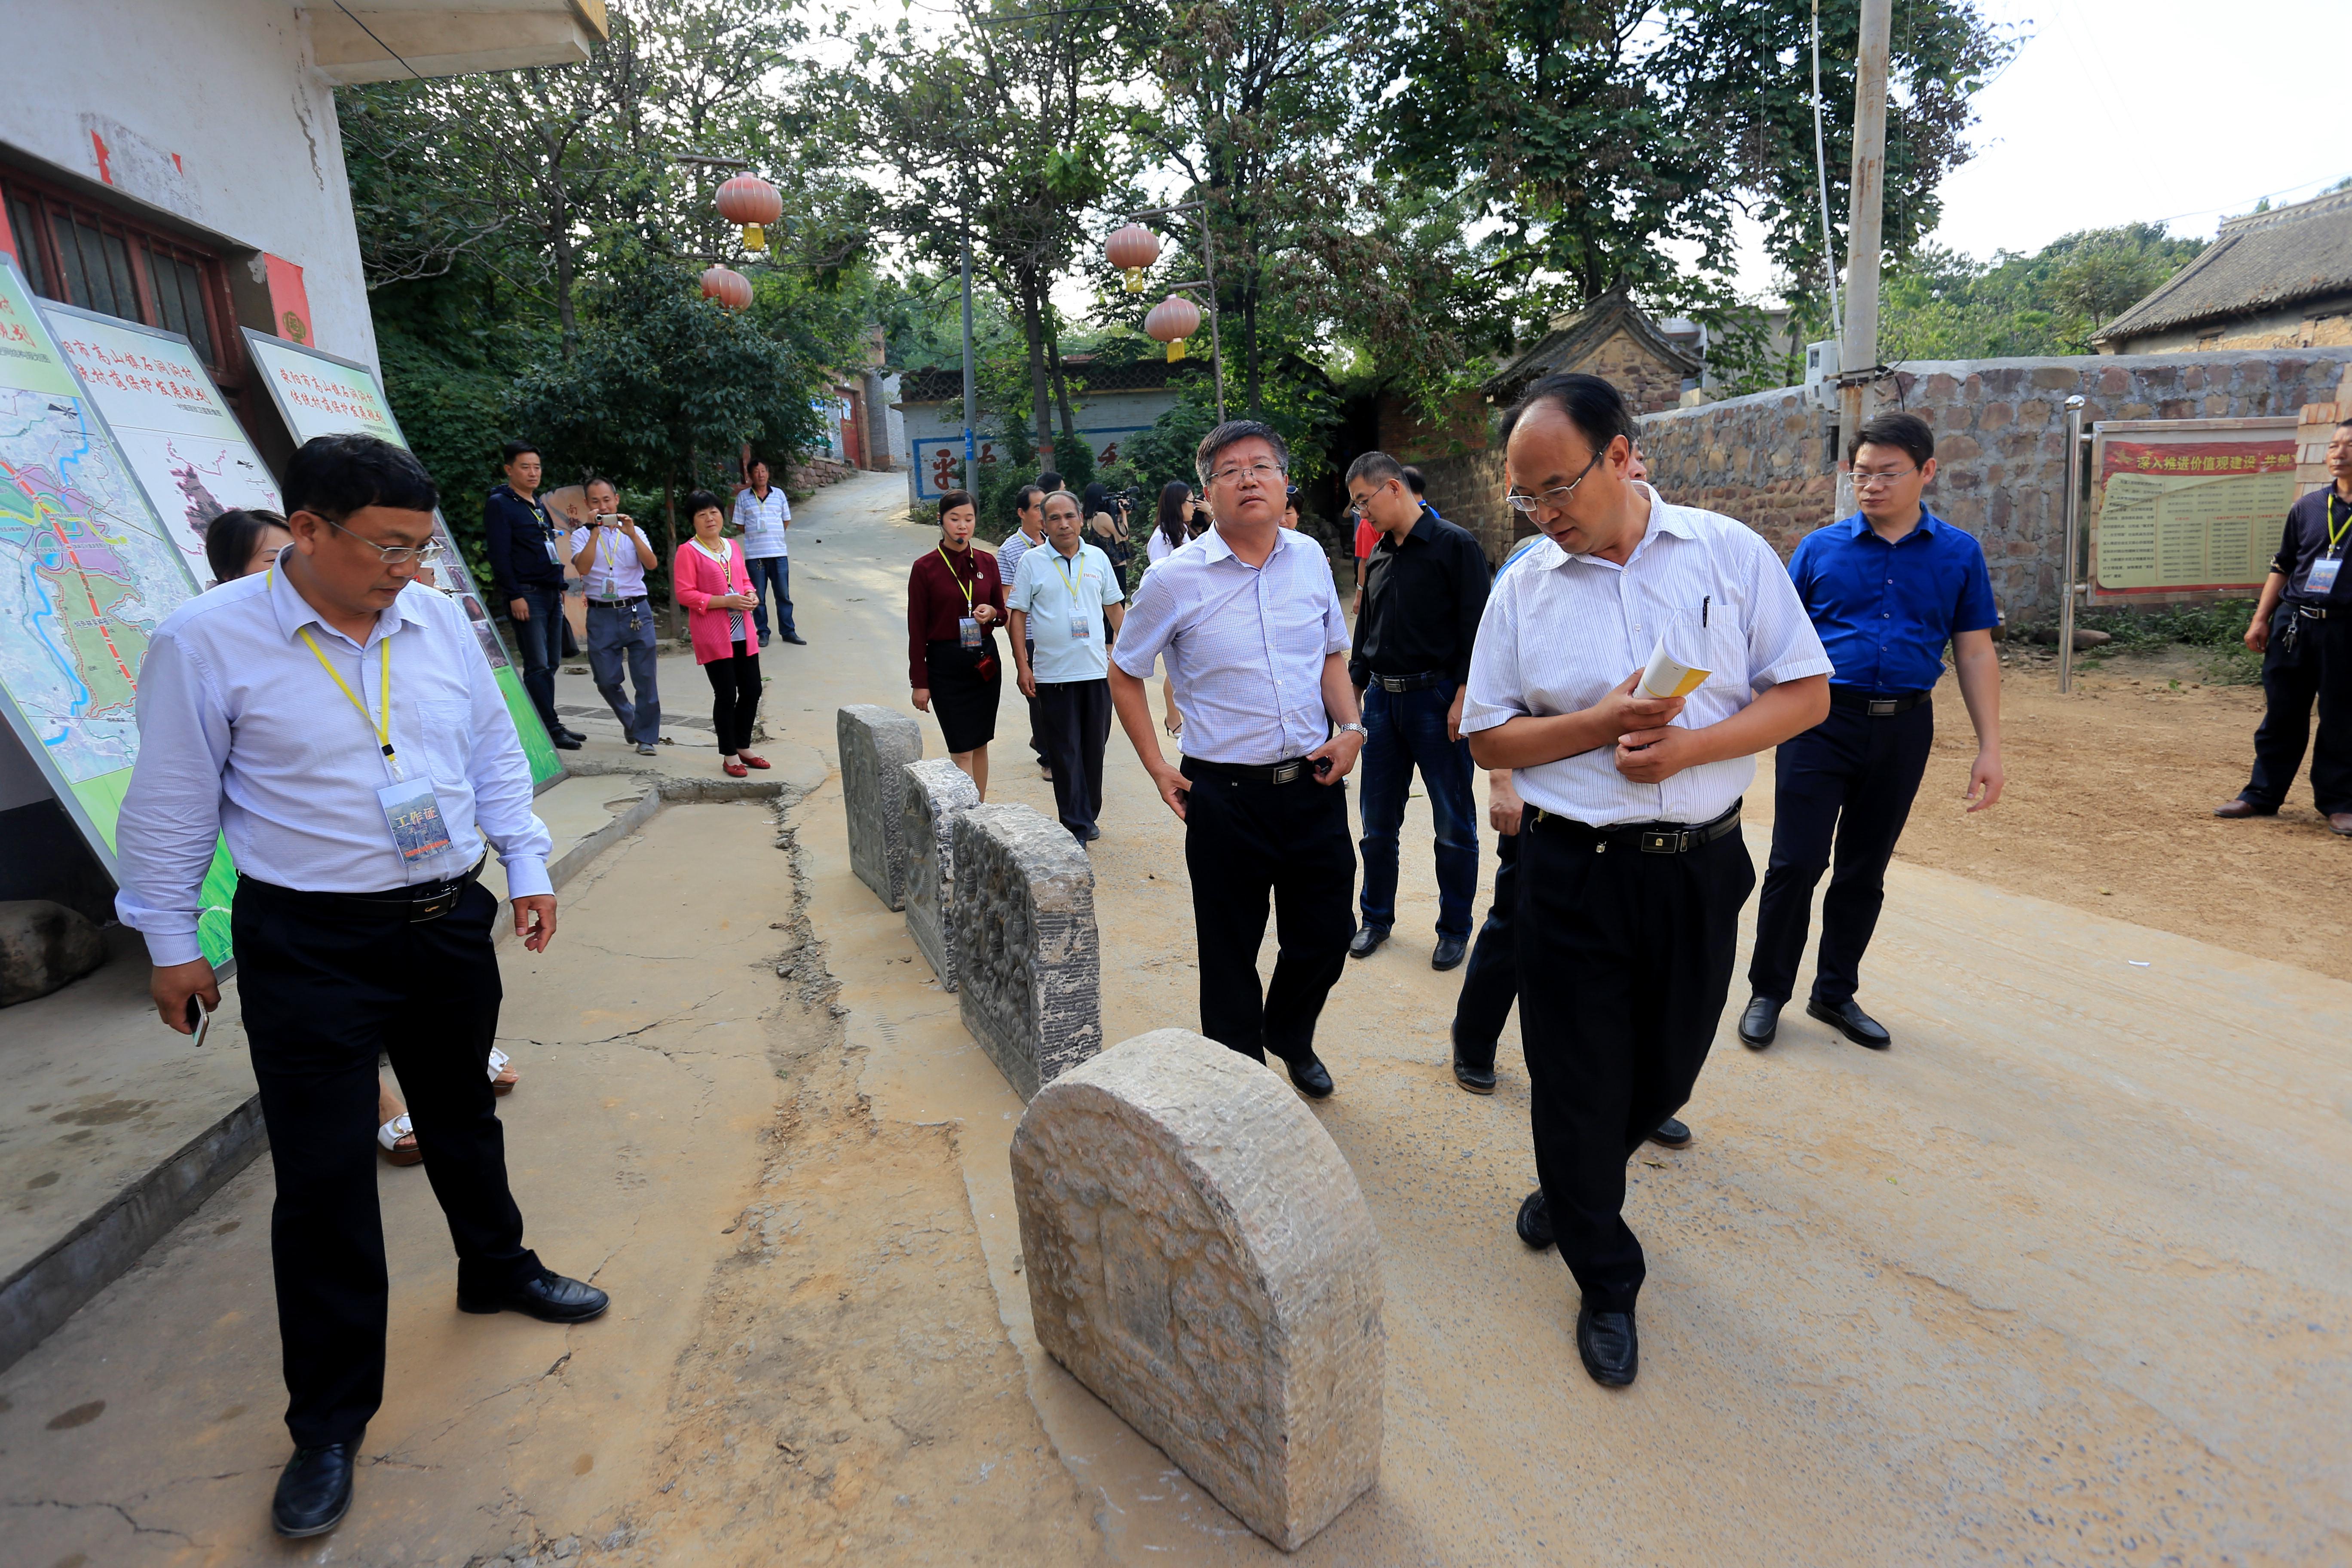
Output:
[1209, 460, 1285, 487]
[320, 514, 447, 568]
[1851, 466, 1919, 491]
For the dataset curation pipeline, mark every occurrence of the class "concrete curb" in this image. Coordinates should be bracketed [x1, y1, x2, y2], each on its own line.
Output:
[0, 772, 793, 1374]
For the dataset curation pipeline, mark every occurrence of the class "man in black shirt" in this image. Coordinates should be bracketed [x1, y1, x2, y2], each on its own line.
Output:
[1344, 450, 1492, 969]
[482, 441, 581, 750]
[2217, 416, 2352, 834]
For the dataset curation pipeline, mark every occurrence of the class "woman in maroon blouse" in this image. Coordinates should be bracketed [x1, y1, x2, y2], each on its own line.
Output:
[907, 489, 1007, 797]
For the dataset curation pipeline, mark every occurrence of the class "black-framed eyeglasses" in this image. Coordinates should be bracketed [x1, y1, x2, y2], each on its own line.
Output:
[320, 514, 446, 568]
[1505, 449, 1603, 514]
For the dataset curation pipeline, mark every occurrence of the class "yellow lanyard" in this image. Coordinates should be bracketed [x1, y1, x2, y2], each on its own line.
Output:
[1050, 548, 1087, 605]
[936, 546, 978, 612]
[272, 563, 398, 775]
[2327, 494, 2351, 557]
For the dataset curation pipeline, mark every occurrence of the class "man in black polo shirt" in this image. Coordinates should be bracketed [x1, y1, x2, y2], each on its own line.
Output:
[1344, 450, 1491, 971]
[482, 441, 581, 750]
[2216, 416, 2352, 835]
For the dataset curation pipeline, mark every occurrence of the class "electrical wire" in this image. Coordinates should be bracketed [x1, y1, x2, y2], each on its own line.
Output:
[333, 0, 427, 83]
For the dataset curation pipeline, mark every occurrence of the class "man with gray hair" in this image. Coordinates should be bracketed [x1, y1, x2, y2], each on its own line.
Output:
[1109, 420, 1366, 1098]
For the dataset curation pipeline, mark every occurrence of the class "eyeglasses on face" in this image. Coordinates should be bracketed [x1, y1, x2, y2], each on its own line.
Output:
[1851, 466, 1920, 490]
[1210, 460, 1285, 487]
[322, 514, 447, 568]
[1504, 448, 1603, 513]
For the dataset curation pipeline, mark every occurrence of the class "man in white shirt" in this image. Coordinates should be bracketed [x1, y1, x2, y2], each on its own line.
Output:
[997, 485, 1053, 779]
[568, 475, 662, 756]
[1464, 374, 1831, 1387]
[114, 434, 609, 1539]
[1010, 489, 1127, 841]
[734, 456, 803, 644]
[1109, 421, 1367, 1099]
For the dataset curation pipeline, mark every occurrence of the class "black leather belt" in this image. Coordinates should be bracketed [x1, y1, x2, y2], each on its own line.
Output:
[1184, 756, 1320, 786]
[2296, 604, 2331, 621]
[1528, 801, 1742, 854]
[241, 854, 489, 923]
[1372, 671, 1450, 693]
[588, 594, 648, 607]
[1829, 686, 1930, 717]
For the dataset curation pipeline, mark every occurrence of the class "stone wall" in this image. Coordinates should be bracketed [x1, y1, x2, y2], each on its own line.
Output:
[951, 804, 1101, 1100]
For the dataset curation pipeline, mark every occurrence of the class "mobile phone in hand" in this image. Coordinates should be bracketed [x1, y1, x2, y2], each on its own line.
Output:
[185, 993, 211, 1048]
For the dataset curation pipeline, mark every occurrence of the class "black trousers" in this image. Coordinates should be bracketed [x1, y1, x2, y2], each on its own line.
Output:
[2243, 608, 2352, 815]
[1024, 639, 1048, 765]
[232, 877, 539, 1448]
[1180, 760, 1355, 1064]
[1748, 700, 1933, 1006]
[703, 639, 761, 755]
[1450, 827, 1521, 1061]
[1036, 677, 1112, 839]
[1519, 818, 1752, 1312]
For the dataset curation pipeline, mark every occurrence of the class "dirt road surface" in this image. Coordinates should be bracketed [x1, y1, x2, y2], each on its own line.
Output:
[4, 471, 2345, 1566]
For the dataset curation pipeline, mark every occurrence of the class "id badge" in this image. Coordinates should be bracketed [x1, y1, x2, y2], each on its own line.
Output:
[959, 616, 982, 649]
[1069, 613, 1091, 641]
[377, 777, 455, 863]
[542, 525, 563, 565]
[2307, 554, 2343, 593]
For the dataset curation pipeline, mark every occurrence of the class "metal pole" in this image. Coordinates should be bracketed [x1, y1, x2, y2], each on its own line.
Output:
[1195, 205, 1226, 424]
[959, 205, 977, 495]
[2058, 395, 2086, 693]
[1836, 0, 1891, 486]
[1810, 0, 1842, 338]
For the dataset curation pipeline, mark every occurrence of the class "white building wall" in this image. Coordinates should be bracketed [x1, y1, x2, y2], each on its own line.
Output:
[900, 387, 1181, 509]
[0, 0, 377, 368]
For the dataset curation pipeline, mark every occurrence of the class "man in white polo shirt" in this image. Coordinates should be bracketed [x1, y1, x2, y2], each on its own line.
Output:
[568, 475, 662, 756]
[1009, 489, 1127, 841]
[1464, 373, 1831, 1387]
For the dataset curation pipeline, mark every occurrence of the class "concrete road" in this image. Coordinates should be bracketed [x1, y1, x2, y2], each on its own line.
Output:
[4, 469, 2345, 1566]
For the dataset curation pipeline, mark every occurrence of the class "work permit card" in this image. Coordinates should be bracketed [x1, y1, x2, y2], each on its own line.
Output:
[1069, 613, 1092, 640]
[377, 777, 456, 863]
[959, 616, 982, 649]
[2307, 554, 2343, 593]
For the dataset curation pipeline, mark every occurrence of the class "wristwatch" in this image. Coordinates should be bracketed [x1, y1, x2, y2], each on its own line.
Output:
[1336, 722, 1368, 740]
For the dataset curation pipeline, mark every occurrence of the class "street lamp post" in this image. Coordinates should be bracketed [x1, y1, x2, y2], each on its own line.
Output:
[1109, 200, 1226, 424]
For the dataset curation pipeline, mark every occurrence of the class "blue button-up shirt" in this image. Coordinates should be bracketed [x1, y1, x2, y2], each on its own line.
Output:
[1788, 509, 1997, 694]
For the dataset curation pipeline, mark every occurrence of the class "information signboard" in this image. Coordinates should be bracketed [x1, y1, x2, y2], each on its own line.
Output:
[240, 329, 562, 784]
[2087, 417, 2299, 606]
[0, 257, 237, 965]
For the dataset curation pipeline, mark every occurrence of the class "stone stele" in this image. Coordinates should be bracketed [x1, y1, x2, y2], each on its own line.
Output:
[901, 756, 980, 990]
[951, 803, 1100, 1100]
[836, 704, 922, 910]
[1011, 1029, 1384, 1552]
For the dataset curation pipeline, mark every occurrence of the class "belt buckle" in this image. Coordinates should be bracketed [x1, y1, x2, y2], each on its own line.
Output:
[1638, 829, 1682, 854]
[1867, 698, 1899, 716]
[1270, 761, 1302, 785]
[410, 886, 459, 922]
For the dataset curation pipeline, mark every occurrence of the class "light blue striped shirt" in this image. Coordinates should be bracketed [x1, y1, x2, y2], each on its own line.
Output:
[734, 485, 791, 558]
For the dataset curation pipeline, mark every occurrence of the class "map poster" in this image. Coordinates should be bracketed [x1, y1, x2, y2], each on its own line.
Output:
[240, 329, 562, 785]
[40, 300, 281, 588]
[2089, 421, 2299, 604]
[0, 257, 237, 966]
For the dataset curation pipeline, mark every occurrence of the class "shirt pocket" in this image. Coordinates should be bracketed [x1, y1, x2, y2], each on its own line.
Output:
[411, 698, 480, 792]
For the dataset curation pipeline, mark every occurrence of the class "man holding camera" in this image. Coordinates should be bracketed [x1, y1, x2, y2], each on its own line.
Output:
[568, 477, 662, 757]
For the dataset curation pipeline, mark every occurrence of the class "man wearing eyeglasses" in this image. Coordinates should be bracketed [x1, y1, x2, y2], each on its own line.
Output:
[1738, 411, 2003, 1057]
[1463, 373, 1831, 1386]
[115, 433, 609, 1539]
[1109, 420, 1366, 1099]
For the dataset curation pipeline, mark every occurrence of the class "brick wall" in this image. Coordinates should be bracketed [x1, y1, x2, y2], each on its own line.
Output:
[1421, 347, 2352, 619]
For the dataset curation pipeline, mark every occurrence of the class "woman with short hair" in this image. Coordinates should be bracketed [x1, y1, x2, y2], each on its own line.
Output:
[906, 489, 1006, 796]
[674, 490, 769, 778]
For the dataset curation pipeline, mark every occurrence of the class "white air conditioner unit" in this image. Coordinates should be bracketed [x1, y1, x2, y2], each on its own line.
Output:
[1803, 339, 1841, 409]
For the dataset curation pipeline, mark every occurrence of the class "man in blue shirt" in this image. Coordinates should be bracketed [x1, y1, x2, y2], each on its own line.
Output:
[1740, 412, 2005, 1053]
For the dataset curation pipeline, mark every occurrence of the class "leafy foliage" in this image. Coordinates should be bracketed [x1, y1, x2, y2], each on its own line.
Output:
[1877, 225, 2207, 360]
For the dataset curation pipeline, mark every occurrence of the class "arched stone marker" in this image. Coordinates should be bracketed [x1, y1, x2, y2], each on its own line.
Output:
[901, 756, 980, 989]
[951, 803, 1099, 1099]
[1011, 1028, 1383, 1552]
[837, 704, 921, 910]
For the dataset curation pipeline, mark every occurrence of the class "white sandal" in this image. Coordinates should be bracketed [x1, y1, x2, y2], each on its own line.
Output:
[377, 1113, 423, 1167]
[487, 1047, 519, 1096]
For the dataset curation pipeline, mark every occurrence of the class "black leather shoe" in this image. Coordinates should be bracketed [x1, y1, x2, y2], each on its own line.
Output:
[1576, 1302, 1639, 1387]
[1286, 1055, 1335, 1099]
[1451, 1047, 1497, 1095]
[1807, 997, 1892, 1050]
[1430, 936, 1468, 971]
[457, 1268, 610, 1322]
[2212, 797, 2274, 819]
[1647, 1117, 1691, 1148]
[550, 732, 583, 750]
[1346, 924, 1389, 960]
[779, 632, 807, 646]
[1737, 995, 1782, 1049]
[555, 726, 588, 745]
[1514, 1189, 1554, 1250]
[272, 1442, 356, 1537]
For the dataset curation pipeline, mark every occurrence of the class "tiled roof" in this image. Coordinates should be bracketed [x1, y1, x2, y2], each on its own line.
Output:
[2095, 190, 2352, 345]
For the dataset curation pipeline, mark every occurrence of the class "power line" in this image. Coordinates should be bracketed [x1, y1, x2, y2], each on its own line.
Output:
[332, 0, 427, 83]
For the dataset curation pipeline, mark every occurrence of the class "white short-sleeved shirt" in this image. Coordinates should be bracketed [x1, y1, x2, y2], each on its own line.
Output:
[734, 486, 791, 558]
[568, 524, 650, 600]
[1011, 540, 1124, 683]
[1112, 525, 1350, 765]
[1462, 488, 1832, 827]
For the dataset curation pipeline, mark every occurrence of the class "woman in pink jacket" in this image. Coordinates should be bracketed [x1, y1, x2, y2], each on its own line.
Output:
[674, 489, 770, 778]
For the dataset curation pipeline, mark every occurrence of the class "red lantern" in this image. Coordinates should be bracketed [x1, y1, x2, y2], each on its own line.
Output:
[1106, 223, 1160, 292]
[1144, 293, 1202, 362]
[701, 264, 753, 311]
[715, 174, 783, 251]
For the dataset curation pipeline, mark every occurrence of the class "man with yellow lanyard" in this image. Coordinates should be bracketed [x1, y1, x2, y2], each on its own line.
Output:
[1008, 488, 1127, 842]
[567, 474, 663, 756]
[2217, 416, 2352, 835]
[115, 434, 606, 1540]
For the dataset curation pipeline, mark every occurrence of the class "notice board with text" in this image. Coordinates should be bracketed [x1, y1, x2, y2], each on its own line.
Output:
[2087, 416, 2298, 606]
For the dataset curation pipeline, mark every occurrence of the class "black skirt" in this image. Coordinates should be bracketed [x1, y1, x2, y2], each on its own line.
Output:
[926, 638, 1001, 753]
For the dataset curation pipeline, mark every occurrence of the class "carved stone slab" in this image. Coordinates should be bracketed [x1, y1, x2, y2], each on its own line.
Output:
[950, 803, 1100, 1099]
[837, 704, 922, 910]
[901, 757, 980, 990]
[1011, 1029, 1384, 1552]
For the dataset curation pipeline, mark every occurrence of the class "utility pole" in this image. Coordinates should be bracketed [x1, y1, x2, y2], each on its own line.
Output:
[959, 195, 978, 496]
[1836, 0, 1892, 513]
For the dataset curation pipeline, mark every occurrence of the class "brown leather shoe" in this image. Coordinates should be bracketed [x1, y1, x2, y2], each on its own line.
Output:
[2329, 812, 2352, 837]
[2213, 798, 2273, 819]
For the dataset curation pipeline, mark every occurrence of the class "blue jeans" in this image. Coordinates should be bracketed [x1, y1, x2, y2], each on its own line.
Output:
[1356, 682, 1479, 939]
[585, 600, 661, 746]
[745, 554, 794, 640]
[512, 584, 567, 734]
